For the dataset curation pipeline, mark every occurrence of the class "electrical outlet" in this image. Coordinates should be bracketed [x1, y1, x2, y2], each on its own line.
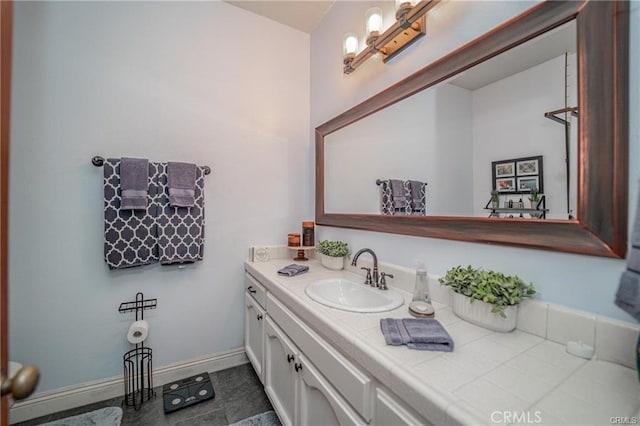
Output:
[252, 246, 270, 262]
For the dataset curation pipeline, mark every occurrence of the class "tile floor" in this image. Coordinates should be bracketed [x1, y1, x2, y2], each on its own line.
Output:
[15, 363, 277, 426]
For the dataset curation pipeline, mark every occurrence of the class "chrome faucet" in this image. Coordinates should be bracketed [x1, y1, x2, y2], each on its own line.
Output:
[351, 248, 379, 287]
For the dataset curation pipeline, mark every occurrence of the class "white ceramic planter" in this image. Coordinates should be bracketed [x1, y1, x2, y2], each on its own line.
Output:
[451, 292, 517, 332]
[321, 254, 345, 271]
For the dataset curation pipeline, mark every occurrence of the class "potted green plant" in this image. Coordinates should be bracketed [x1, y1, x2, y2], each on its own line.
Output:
[528, 187, 540, 208]
[490, 190, 500, 208]
[439, 265, 535, 332]
[316, 240, 351, 270]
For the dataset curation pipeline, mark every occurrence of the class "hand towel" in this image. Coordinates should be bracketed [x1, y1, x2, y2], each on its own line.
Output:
[168, 162, 197, 207]
[120, 157, 149, 210]
[157, 163, 205, 265]
[380, 318, 454, 352]
[277, 264, 309, 277]
[104, 159, 159, 269]
[408, 180, 426, 214]
[615, 185, 640, 322]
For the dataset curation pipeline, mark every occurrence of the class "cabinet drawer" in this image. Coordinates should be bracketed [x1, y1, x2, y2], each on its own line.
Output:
[267, 293, 372, 422]
[245, 272, 266, 309]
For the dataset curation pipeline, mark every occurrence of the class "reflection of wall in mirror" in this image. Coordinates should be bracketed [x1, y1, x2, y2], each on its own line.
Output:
[324, 83, 474, 216]
[470, 53, 578, 219]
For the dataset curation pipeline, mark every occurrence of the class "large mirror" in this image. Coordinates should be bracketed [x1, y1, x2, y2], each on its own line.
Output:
[316, 1, 629, 258]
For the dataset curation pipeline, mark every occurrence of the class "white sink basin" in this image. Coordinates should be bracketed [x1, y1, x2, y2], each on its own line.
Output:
[305, 278, 404, 313]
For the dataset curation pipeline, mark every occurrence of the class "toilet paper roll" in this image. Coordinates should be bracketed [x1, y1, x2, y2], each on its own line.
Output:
[127, 320, 149, 344]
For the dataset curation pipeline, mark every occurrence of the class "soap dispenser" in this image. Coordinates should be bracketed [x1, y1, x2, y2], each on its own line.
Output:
[409, 263, 434, 318]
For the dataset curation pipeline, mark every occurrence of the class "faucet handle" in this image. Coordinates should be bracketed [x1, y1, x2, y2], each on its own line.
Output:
[379, 272, 394, 290]
[360, 267, 373, 285]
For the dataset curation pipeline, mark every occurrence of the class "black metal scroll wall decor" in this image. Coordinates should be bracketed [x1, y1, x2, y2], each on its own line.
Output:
[492, 155, 543, 195]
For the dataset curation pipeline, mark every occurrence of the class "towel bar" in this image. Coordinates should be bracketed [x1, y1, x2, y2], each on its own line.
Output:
[91, 155, 211, 175]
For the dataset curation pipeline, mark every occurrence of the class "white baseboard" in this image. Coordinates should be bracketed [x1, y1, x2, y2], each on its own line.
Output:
[10, 348, 248, 424]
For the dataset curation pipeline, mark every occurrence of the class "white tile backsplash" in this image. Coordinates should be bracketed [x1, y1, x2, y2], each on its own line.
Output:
[595, 316, 640, 369]
[516, 299, 548, 338]
[546, 304, 596, 346]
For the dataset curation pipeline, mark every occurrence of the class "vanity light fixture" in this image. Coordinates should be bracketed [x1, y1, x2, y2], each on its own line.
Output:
[343, 0, 439, 74]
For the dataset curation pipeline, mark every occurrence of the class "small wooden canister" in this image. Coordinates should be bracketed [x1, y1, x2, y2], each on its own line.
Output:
[288, 233, 301, 247]
[302, 221, 315, 247]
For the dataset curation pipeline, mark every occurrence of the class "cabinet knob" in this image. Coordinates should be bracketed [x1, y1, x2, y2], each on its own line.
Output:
[287, 354, 295, 363]
[247, 286, 257, 294]
[256, 314, 263, 321]
[294, 363, 303, 372]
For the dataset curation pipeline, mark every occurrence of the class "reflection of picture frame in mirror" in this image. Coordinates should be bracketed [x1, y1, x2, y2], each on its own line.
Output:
[518, 176, 539, 192]
[495, 162, 515, 178]
[496, 177, 516, 192]
[517, 159, 539, 176]
[492, 155, 543, 194]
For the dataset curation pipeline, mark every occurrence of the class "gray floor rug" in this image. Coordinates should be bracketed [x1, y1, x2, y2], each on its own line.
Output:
[41, 407, 122, 426]
[229, 410, 281, 426]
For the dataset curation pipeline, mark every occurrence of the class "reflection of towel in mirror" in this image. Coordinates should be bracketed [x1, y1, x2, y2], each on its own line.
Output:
[380, 318, 453, 351]
[120, 157, 149, 210]
[408, 180, 426, 214]
[389, 179, 409, 210]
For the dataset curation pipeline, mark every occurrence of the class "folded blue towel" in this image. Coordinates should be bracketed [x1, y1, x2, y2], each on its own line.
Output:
[168, 162, 197, 207]
[120, 157, 149, 210]
[380, 318, 454, 352]
[277, 264, 309, 277]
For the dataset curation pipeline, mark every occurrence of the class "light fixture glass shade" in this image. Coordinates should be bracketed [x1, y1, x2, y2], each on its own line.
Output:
[365, 7, 383, 37]
[395, 0, 416, 11]
[343, 33, 358, 58]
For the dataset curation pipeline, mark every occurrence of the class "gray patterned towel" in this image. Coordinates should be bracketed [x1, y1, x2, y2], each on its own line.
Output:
[104, 159, 159, 269]
[168, 162, 197, 207]
[120, 157, 149, 210]
[157, 163, 205, 265]
[380, 318, 454, 352]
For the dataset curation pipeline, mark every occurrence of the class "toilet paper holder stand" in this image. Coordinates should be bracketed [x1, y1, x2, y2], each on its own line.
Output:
[119, 292, 158, 411]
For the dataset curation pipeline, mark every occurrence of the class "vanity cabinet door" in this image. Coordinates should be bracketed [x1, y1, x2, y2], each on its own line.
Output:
[296, 354, 366, 426]
[244, 292, 265, 383]
[264, 317, 298, 426]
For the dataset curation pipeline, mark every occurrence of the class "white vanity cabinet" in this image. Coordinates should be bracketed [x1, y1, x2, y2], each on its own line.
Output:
[244, 269, 428, 426]
[244, 291, 265, 383]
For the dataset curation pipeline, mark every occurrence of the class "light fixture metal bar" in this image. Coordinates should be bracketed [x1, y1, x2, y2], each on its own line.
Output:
[380, 15, 426, 63]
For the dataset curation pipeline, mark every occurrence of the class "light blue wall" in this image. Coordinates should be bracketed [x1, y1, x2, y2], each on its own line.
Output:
[9, 1, 311, 393]
[311, 1, 639, 322]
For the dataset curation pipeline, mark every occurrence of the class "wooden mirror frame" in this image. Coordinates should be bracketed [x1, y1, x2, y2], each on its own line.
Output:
[315, 0, 629, 258]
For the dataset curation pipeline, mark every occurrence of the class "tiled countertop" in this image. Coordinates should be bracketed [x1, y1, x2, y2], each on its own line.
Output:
[245, 258, 640, 425]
